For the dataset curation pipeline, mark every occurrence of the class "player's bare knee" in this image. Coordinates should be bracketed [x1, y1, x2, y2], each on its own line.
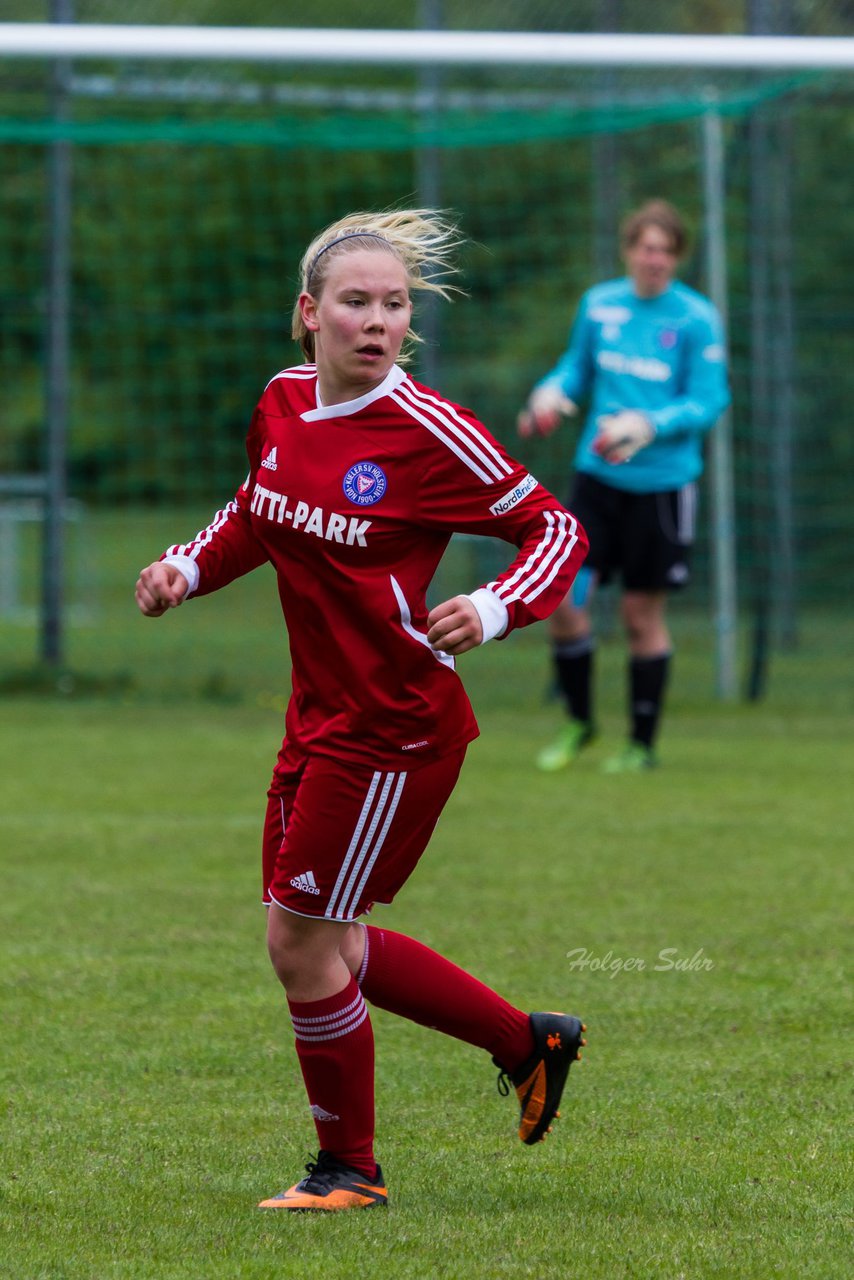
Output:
[623, 617, 646, 647]
[550, 599, 590, 644]
[266, 909, 309, 985]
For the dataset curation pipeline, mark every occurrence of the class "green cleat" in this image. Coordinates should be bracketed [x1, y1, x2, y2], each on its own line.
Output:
[535, 721, 595, 773]
[601, 742, 657, 774]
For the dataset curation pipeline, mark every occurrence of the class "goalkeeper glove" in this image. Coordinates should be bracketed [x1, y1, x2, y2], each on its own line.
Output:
[592, 410, 655, 463]
[517, 385, 578, 439]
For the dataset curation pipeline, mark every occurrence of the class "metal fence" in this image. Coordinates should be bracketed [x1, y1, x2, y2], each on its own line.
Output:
[1, 12, 852, 701]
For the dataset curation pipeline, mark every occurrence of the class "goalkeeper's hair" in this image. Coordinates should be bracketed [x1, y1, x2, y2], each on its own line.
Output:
[620, 199, 687, 258]
[292, 208, 463, 363]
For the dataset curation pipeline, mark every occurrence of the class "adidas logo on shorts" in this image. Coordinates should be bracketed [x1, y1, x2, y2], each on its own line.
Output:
[290, 869, 321, 895]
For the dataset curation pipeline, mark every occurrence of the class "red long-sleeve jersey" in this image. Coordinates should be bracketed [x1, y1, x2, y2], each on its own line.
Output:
[164, 363, 588, 770]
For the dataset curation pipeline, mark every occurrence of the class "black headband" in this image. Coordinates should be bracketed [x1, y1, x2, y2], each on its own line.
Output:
[306, 232, 391, 287]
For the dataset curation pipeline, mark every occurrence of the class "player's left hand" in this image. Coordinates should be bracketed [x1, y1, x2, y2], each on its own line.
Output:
[593, 410, 655, 464]
[427, 595, 483, 655]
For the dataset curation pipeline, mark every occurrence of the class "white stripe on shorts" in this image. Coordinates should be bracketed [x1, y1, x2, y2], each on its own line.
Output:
[325, 770, 408, 921]
[677, 482, 697, 544]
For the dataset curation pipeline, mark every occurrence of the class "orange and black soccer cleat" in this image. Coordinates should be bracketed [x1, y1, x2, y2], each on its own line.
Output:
[495, 1011, 587, 1145]
[258, 1150, 388, 1211]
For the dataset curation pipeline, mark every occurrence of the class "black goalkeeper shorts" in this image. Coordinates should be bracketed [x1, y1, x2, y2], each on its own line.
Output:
[568, 471, 697, 593]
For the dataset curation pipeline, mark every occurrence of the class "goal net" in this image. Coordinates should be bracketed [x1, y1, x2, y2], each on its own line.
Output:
[1, 25, 852, 699]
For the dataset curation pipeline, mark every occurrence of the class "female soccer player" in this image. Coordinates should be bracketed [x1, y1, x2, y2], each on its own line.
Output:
[136, 209, 588, 1212]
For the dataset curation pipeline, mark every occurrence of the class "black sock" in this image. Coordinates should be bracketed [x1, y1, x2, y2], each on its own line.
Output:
[553, 636, 595, 725]
[629, 653, 671, 748]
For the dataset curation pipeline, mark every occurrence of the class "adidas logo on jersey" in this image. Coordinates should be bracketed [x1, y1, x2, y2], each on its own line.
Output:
[261, 446, 278, 471]
[290, 870, 321, 895]
[310, 1103, 340, 1122]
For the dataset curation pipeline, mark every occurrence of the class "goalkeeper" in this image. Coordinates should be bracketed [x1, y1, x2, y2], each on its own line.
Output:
[518, 199, 730, 773]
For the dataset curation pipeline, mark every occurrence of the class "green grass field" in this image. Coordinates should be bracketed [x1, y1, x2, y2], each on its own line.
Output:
[1, 511, 852, 1278]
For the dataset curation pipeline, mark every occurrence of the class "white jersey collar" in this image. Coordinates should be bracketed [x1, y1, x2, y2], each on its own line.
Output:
[301, 364, 407, 422]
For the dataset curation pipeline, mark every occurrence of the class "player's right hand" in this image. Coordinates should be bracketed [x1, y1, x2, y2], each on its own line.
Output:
[135, 562, 189, 617]
[517, 385, 578, 439]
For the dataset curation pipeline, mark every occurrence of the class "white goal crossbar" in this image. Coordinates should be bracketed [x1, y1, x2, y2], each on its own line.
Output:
[0, 25, 853, 70]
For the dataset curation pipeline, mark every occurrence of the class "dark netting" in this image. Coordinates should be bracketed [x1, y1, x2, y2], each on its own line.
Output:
[1, 28, 851, 697]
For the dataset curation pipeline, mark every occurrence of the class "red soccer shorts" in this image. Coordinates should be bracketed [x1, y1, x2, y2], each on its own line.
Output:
[262, 740, 466, 921]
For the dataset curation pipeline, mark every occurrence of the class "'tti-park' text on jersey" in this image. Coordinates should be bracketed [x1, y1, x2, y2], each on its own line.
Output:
[537, 278, 731, 493]
[163, 364, 588, 771]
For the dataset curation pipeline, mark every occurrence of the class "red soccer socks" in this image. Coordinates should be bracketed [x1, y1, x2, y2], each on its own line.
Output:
[288, 977, 377, 1178]
[358, 926, 534, 1072]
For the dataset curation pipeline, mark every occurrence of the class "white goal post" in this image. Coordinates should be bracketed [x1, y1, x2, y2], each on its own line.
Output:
[2, 23, 851, 688]
[0, 25, 853, 70]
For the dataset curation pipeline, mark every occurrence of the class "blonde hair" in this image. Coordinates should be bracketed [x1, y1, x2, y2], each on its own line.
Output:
[291, 208, 463, 363]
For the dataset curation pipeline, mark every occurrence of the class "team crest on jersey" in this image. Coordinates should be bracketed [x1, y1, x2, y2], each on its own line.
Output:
[343, 461, 387, 506]
[658, 328, 678, 350]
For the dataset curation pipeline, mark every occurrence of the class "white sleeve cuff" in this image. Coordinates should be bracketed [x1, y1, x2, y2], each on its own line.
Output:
[466, 587, 509, 644]
[162, 554, 199, 598]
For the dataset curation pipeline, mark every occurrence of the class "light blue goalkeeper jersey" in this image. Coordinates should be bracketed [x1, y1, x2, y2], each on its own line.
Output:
[537, 277, 730, 493]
